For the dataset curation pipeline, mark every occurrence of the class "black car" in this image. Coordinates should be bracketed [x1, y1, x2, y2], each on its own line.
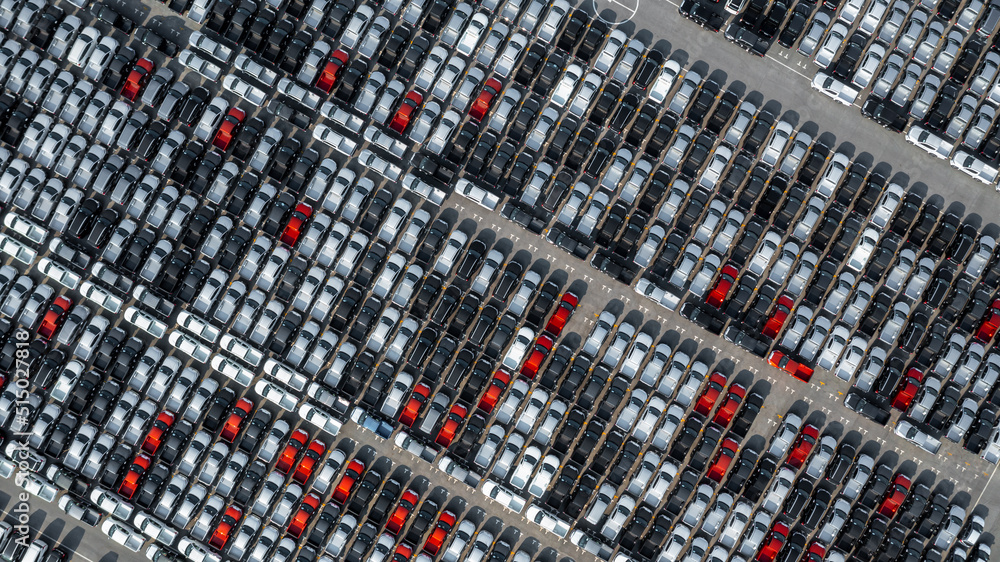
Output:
[890, 192, 921, 236]
[160, 420, 193, 465]
[704, 89, 738, 135]
[508, 96, 542, 143]
[909, 203, 940, 244]
[663, 469, 699, 519]
[346, 522, 378, 562]
[584, 138, 616, 178]
[626, 103, 659, 147]
[99, 443, 133, 489]
[730, 391, 764, 440]
[609, 93, 640, 133]
[559, 122, 595, 171]
[557, 9, 589, 52]
[742, 110, 775, 155]
[644, 117, 677, 158]
[378, 23, 412, 69]
[136, 464, 169, 510]
[576, 19, 609, 62]
[927, 212, 960, 257]
[832, 31, 865, 79]
[239, 409, 273, 454]
[533, 50, 566, 97]
[633, 49, 665, 89]
[823, 441, 856, 486]
[397, 34, 431, 82]
[778, 2, 812, 47]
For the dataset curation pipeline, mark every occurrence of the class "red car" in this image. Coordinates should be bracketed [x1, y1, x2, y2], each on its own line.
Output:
[805, 541, 826, 561]
[287, 493, 321, 537]
[275, 428, 309, 474]
[756, 521, 789, 562]
[280, 202, 313, 246]
[705, 264, 738, 308]
[221, 397, 253, 442]
[787, 424, 819, 468]
[694, 371, 727, 416]
[209, 505, 242, 550]
[469, 77, 502, 121]
[767, 350, 814, 382]
[435, 404, 467, 447]
[892, 368, 922, 411]
[121, 57, 154, 101]
[711, 383, 746, 427]
[399, 383, 431, 427]
[293, 439, 327, 484]
[387, 489, 419, 534]
[118, 453, 152, 499]
[315, 49, 349, 92]
[520, 335, 553, 379]
[878, 473, 911, 517]
[141, 411, 175, 454]
[477, 370, 511, 413]
[393, 543, 414, 561]
[422, 510, 457, 555]
[38, 295, 72, 341]
[544, 292, 579, 336]
[333, 458, 365, 505]
[706, 437, 739, 482]
[389, 91, 423, 133]
[761, 294, 794, 339]
[976, 299, 1000, 341]
[213, 107, 246, 151]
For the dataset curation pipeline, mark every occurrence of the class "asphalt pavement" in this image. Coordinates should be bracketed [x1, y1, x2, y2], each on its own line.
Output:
[20, 0, 1000, 554]
[588, 0, 1000, 229]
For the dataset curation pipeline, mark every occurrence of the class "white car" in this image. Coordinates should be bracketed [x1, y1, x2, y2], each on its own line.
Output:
[440, 2, 472, 45]
[341, 5, 374, 49]
[354, 71, 386, 114]
[536, 0, 568, 43]
[649, 60, 682, 105]
[853, 43, 886, 88]
[495, 32, 526, 77]
[502, 327, 535, 371]
[835, 336, 868, 382]
[814, 22, 848, 68]
[372, 79, 405, 124]
[594, 29, 627, 75]
[457, 12, 489, 56]
[668, 70, 701, 115]
[914, 19, 945, 65]
[434, 230, 469, 276]
[870, 182, 904, 229]
[947, 94, 979, 139]
[432, 57, 467, 101]
[910, 73, 941, 121]
[415, 45, 448, 91]
[223, 75, 267, 105]
[761, 121, 793, 167]
[551, 64, 582, 107]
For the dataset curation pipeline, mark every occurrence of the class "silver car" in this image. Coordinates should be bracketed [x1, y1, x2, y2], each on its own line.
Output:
[896, 8, 929, 55]
[798, 12, 831, 56]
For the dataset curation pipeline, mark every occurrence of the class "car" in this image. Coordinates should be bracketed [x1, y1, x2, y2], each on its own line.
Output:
[767, 350, 814, 383]
[895, 419, 942, 453]
[934, 505, 966, 549]
[389, 91, 423, 133]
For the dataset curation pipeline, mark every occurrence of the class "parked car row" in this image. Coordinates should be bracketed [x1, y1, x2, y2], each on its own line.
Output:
[0, 0, 995, 560]
[680, 0, 1000, 177]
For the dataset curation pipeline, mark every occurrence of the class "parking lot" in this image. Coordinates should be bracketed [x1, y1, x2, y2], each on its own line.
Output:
[0, 0, 1000, 559]
[661, 0, 1000, 177]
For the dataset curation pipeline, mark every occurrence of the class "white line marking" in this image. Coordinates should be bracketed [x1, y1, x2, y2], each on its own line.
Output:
[976, 460, 1000, 505]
